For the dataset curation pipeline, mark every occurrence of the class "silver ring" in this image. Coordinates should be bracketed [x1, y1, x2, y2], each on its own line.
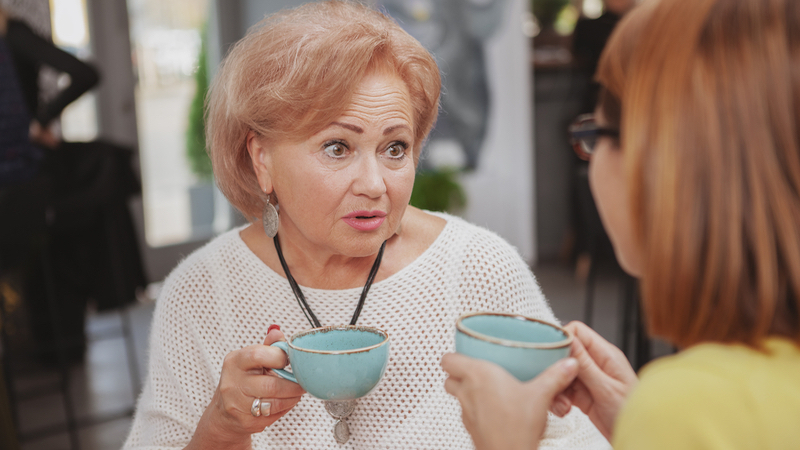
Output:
[251, 398, 262, 417]
[260, 400, 271, 417]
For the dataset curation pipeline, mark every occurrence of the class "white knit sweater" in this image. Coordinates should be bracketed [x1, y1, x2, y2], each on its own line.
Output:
[123, 213, 610, 449]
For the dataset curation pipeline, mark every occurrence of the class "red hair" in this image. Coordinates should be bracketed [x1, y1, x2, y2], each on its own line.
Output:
[596, 0, 800, 348]
[206, 1, 441, 220]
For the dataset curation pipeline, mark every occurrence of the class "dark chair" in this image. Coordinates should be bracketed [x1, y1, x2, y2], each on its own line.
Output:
[0, 163, 143, 449]
[0, 175, 81, 448]
[581, 238, 654, 371]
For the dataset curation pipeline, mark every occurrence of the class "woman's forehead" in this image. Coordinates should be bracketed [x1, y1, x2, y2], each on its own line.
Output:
[306, 73, 413, 135]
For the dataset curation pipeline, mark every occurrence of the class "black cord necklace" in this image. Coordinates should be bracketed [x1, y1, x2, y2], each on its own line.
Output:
[273, 234, 387, 328]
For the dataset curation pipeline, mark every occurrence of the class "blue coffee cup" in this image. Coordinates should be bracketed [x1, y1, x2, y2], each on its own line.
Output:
[455, 312, 572, 381]
[270, 325, 390, 401]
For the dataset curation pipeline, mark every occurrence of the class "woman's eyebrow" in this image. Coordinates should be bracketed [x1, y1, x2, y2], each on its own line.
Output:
[330, 121, 363, 133]
[383, 124, 411, 135]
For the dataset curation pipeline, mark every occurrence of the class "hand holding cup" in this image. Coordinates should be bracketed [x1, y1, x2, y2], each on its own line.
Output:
[186, 326, 305, 450]
[442, 312, 579, 450]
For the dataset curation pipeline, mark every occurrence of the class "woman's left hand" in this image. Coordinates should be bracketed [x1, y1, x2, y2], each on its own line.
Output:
[29, 120, 60, 149]
[442, 353, 579, 450]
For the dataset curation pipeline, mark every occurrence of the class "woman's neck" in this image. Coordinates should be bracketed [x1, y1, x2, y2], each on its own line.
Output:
[239, 206, 446, 290]
[240, 223, 390, 290]
[276, 234, 386, 290]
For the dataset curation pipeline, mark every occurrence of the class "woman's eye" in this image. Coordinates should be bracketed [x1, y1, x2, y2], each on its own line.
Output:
[385, 142, 407, 159]
[323, 141, 347, 158]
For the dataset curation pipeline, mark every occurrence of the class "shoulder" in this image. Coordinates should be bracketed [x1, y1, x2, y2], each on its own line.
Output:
[402, 207, 521, 255]
[393, 206, 447, 256]
[424, 211, 520, 252]
[629, 346, 745, 405]
[637, 340, 800, 387]
[446, 213, 531, 268]
[149, 228, 253, 346]
[157, 227, 248, 304]
[414, 211, 535, 287]
[613, 344, 762, 449]
[424, 212, 552, 318]
[389, 207, 525, 275]
[393, 209, 536, 287]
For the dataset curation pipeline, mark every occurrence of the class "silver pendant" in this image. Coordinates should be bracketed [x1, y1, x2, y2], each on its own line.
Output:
[325, 400, 356, 444]
[333, 419, 350, 444]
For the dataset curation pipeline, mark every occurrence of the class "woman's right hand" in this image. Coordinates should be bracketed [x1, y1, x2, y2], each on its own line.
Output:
[550, 321, 638, 441]
[187, 326, 306, 450]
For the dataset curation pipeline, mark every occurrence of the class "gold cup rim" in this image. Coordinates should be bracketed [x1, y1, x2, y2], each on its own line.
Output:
[287, 325, 390, 355]
[456, 312, 573, 349]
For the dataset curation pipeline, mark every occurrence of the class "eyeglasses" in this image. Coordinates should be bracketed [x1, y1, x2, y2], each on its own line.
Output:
[568, 114, 620, 161]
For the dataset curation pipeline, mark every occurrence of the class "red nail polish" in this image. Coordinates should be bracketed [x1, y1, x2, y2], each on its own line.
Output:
[268, 324, 281, 333]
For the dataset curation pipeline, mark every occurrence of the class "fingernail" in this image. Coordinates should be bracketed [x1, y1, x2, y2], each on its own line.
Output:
[561, 358, 578, 371]
[268, 324, 281, 333]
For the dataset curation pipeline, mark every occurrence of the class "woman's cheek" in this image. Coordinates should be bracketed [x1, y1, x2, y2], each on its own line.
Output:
[588, 145, 643, 277]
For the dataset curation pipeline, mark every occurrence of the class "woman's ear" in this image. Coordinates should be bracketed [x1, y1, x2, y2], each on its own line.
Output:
[246, 130, 273, 193]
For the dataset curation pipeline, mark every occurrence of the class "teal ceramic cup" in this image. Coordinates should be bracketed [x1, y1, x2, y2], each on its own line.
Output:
[270, 325, 390, 401]
[455, 312, 572, 381]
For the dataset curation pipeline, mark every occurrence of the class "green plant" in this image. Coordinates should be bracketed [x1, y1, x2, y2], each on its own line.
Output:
[531, 0, 572, 27]
[410, 168, 467, 213]
[186, 25, 212, 181]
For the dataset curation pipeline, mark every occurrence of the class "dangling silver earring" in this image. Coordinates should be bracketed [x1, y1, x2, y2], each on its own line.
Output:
[262, 193, 279, 238]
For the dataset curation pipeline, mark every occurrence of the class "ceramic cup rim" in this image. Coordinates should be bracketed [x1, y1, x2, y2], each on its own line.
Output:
[456, 312, 573, 349]
[286, 325, 390, 355]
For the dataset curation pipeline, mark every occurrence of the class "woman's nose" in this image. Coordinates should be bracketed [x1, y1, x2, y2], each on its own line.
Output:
[351, 154, 386, 198]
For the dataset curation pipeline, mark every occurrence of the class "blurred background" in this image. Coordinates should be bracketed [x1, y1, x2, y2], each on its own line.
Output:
[0, 0, 663, 448]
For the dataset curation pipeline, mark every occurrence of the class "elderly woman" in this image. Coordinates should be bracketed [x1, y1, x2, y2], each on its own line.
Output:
[123, 2, 607, 449]
[442, 0, 800, 448]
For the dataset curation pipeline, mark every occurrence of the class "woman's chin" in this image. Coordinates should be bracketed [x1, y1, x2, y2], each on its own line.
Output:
[335, 230, 393, 257]
[615, 248, 642, 278]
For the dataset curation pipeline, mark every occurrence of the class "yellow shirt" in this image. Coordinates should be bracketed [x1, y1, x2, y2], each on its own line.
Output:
[613, 338, 800, 449]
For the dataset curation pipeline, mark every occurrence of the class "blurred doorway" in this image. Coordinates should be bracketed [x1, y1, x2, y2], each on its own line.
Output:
[126, 0, 212, 247]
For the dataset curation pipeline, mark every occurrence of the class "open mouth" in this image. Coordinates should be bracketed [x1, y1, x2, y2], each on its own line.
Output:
[343, 211, 386, 231]
[346, 210, 386, 220]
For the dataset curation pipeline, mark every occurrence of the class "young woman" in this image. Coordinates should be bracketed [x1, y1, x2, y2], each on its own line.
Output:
[443, 0, 800, 448]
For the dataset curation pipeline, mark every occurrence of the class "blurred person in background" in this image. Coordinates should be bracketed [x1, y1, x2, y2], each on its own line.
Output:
[443, 0, 800, 448]
[569, 0, 637, 281]
[572, 0, 636, 115]
[0, 5, 99, 184]
[0, 5, 145, 363]
[122, 1, 608, 449]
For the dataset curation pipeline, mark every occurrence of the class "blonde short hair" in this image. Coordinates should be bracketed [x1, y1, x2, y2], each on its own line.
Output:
[206, 0, 441, 220]
[597, 0, 800, 348]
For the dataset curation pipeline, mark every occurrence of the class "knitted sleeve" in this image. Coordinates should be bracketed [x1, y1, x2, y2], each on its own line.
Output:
[122, 255, 219, 450]
[455, 223, 611, 450]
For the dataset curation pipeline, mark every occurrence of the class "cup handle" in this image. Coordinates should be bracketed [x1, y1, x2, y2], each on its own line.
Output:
[269, 341, 298, 384]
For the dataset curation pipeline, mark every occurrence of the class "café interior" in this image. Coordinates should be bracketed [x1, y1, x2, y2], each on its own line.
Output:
[0, 0, 675, 448]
